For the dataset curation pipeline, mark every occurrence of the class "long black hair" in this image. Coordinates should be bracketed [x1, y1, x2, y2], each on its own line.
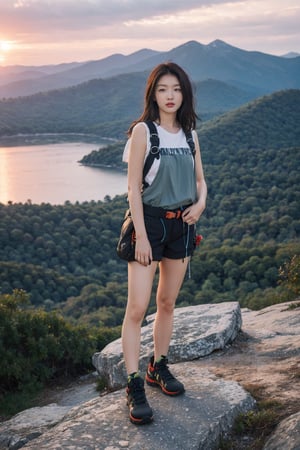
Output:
[128, 62, 198, 136]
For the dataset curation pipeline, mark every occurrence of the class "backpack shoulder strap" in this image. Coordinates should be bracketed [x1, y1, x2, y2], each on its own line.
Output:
[143, 121, 160, 189]
[185, 129, 195, 158]
[142, 123, 196, 189]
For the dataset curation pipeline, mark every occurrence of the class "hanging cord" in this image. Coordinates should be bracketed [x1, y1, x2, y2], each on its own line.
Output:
[187, 226, 192, 279]
[182, 221, 192, 278]
[159, 218, 167, 243]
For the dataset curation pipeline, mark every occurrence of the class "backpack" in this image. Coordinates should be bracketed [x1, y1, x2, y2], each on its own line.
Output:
[142, 121, 195, 189]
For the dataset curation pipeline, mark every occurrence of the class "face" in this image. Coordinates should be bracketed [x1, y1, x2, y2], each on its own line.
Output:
[154, 74, 183, 114]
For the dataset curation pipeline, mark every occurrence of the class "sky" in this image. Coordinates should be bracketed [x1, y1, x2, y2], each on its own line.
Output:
[0, 0, 299, 67]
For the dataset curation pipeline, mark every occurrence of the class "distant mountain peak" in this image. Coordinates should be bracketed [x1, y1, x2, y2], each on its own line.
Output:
[183, 40, 201, 46]
[179, 39, 230, 49]
[174, 40, 203, 51]
[208, 39, 228, 47]
[207, 39, 237, 51]
[128, 48, 161, 57]
[281, 51, 300, 58]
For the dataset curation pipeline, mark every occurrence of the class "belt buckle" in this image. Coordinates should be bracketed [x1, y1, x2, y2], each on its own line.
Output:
[165, 210, 181, 219]
[165, 211, 175, 219]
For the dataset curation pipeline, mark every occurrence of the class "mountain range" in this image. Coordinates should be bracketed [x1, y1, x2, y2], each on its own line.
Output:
[0, 39, 299, 139]
[0, 40, 299, 99]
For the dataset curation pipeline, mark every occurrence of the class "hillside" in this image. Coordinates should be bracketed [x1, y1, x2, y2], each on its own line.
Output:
[0, 40, 299, 98]
[0, 74, 256, 139]
[80, 89, 300, 169]
[199, 89, 300, 161]
[0, 89, 299, 327]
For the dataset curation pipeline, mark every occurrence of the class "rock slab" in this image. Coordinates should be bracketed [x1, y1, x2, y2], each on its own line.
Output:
[93, 302, 242, 389]
[0, 404, 70, 450]
[20, 364, 255, 450]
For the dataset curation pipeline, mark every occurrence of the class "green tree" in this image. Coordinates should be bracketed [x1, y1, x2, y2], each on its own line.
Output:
[278, 254, 300, 298]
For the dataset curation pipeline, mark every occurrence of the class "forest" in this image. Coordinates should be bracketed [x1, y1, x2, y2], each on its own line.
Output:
[0, 73, 259, 139]
[1, 88, 300, 321]
[80, 89, 300, 169]
[0, 88, 299, 416]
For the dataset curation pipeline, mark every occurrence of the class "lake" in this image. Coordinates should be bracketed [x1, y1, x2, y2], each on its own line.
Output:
[0, 135, 128, 205]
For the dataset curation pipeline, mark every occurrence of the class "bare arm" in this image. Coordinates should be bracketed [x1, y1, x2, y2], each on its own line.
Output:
[182, 132, 207, 224]
[127, 123, 153, 265]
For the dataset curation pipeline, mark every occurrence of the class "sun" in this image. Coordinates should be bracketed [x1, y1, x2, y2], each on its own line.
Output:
[0, 41, 14, 64]
[0, 41, 12, 52]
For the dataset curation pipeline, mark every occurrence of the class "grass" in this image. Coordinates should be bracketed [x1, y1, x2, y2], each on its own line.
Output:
[286, 301, 300, 310]
[96, 376, 108, 392]
[218, 385, 286, 450]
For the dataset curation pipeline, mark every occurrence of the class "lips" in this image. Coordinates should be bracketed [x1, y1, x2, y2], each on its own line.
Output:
[166, 103, 175, 107]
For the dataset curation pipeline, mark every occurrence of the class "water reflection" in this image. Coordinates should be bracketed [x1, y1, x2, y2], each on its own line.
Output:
[0, 138, 127, 205]
[0, 150, 9, 202]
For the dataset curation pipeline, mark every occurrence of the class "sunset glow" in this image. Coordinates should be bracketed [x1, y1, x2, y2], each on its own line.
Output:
[1, 41, 12, 52]
[0, 0, 298, 66]
[0, 40, 14, 63]
[0, 41, 11, 62]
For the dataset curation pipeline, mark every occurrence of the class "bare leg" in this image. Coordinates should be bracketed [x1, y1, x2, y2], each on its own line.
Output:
[153, 257, 189, 360]
[122, 260, 158, 374]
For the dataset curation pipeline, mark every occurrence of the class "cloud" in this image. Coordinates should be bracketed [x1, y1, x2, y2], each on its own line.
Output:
[2, 0, 241, 33]
[0, 0, 299, 64]
[120, 1, 300, 51]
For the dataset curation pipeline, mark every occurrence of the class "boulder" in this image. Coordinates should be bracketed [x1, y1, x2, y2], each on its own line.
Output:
[92, 302, 242, 389]
[263, 411, 300, 450]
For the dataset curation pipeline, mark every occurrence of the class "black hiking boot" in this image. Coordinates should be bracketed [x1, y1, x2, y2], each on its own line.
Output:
[126, 375, 153, 425]
[146, 356, 185, 396]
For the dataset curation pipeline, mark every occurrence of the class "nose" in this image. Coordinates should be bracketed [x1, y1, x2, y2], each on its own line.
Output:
[167, 89, 174, 99]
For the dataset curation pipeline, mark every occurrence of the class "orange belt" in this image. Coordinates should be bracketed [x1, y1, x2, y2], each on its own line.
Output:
[165, 210, 183, 219]
[143, 204, 189, 219]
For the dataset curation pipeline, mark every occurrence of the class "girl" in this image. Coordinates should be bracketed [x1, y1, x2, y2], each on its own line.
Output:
[121, 62, 207, 425]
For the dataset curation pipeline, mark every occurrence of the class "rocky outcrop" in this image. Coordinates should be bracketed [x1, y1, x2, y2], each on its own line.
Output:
[263, 411, 300, 450]
[12, 367, 254, 450]
[0, 301, 299, 449]
[92, 301, 242, 389]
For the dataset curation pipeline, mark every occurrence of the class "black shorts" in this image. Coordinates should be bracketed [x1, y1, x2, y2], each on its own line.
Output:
[143, 204, 195, 261]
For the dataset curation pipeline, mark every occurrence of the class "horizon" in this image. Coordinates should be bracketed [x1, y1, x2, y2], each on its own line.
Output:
[0, 0, 299, 67]
[0, 39, 299, 69]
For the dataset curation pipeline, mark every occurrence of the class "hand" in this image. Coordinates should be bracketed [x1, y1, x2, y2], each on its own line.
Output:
[135, 236, 152, 266]
[182, 202, 205, 225]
